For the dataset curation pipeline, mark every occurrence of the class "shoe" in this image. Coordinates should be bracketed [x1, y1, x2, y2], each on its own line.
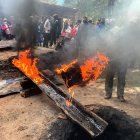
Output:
[118, 96, 125, 102]
[104, 95, 112, 99]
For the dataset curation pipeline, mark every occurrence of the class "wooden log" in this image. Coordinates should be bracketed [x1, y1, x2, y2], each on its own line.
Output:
[41, 73, 108, 137]
[0, 77, 25, 98]
[0, 77, 25, 90]
[14, 67, 108, 137]
[0, 90, 20, 98]
[20, 87, 42, 98]
[42, 69, 64, 86]
[0, 46, 13, 51]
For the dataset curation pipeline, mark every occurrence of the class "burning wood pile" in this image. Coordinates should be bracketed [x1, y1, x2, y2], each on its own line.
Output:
[12, 49, 44, 84]
[11, 49, 109, 137]
[55, 53, 109, 106]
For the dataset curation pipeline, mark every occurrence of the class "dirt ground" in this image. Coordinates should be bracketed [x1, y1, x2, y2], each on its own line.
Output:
[0, 45, 140, 140]
[0, 40, 16, 49]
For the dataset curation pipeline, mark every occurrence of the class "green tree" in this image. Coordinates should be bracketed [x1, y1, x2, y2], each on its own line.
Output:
[64, 0, 109, 19]
[64, 0, 126, 19]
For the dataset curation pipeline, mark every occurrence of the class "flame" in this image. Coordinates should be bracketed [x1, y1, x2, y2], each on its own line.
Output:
[55, 60, 80, 107]
[80, 52, 109, 82]
[66, 85, 79, 107]
[55, 60, 78, 74]
[12, 49, 44, 84]
[55, 52, 109, 107]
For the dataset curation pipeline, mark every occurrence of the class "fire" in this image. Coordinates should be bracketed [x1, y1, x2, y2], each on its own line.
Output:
[55, 61, 80, 107]
[55, 52, 109, 107]
[12, 49, 44, 84]
[66, 85, 79, 107]
[55, 60, 78, 74]
[80, 52, 109, 82]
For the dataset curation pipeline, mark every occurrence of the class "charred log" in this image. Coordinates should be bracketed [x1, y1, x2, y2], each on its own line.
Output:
[13, 64, 108, 136]
[0, 91, 19, 98]
[20, 78, 42, 98]
[0, 57, 22, 79]
[0, 46, 13, 51]
[20, 78, 38, 89]
[20, 87, 42, 98]
[61, 63, 83, 87]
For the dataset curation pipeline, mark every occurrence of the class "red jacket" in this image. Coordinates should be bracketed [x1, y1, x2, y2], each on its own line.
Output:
[71, 26, 78, 38]
[1, 22, 12, 34]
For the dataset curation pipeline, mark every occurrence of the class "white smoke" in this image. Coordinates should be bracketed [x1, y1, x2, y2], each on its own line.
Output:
[83, 0, 140, 67]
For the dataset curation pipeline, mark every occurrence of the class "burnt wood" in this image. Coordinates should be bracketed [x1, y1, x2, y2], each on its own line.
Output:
[0, 91, 19, 98]
[61, 63, 83, 87]
[20, 87, 42, 98]
[14, 67, 108, 137]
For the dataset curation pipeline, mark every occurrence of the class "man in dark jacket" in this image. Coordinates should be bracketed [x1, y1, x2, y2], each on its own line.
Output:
[50, 14, 59, 47]
[105, 55, 128, 102]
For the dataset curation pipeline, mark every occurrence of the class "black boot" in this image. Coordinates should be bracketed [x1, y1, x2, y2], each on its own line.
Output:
[104, 92, 112, 99]
[118, 96, 125, 102]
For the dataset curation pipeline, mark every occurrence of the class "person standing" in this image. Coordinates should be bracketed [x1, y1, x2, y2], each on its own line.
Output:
[1, 18, 12, 40]
[36, 19, 43, 46]
[50, 14, 59, 47]
[70, 24, 78, 38]
[105, 57, 128, 102]
[57, 17, 62, 39]
[43, 17, 51, 48]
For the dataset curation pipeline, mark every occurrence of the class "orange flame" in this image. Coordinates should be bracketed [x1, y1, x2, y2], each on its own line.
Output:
[12, 49, 44, 84]
[55, 52, 109, 107]
[80, 52, 109, 82]
[66, 85, 79, 107]
[55, 60, 78, 74]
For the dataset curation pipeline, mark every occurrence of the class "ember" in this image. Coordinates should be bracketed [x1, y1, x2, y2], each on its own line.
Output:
[55, 52, 109, 106]
[12, 49, 44, 84]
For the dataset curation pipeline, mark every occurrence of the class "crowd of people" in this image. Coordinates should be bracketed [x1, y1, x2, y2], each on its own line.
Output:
[35, 15, 107, 50]
[35, 14, 79, 49]
[0, 14, 107, 48]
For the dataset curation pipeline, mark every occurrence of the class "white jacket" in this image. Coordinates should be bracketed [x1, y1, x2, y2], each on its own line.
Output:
[44, 19, 51, 33]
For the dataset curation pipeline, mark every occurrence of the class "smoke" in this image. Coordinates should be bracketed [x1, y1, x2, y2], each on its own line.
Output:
[0, 0, 37, 18]
[0, 0, 38, 54]
[0, 0, 140, 69]
[106, 0, 140, 65]
[74, 0, 140, 68]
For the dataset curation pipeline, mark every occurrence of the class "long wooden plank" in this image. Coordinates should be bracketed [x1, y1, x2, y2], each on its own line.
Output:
[41, 73, 108, 136]
[15, 68, 108, 137]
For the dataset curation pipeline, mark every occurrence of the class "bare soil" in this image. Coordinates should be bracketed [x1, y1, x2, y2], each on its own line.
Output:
[0, 40, 16, 49]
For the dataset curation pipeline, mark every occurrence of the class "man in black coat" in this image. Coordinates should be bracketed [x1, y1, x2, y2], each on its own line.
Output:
[50, 14, 59, 47]
[105, 53, 128, 102]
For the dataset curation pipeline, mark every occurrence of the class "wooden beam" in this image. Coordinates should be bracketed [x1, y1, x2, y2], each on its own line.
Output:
[14, 68, 108, 137]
